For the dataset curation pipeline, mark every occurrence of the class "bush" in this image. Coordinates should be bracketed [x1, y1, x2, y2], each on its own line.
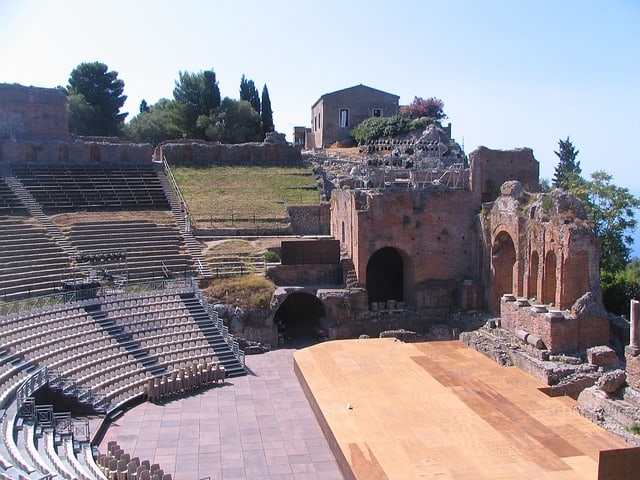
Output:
[264, 250, 280, 263]
[202, 275, 275, 310]
[351, 115, 425, 144]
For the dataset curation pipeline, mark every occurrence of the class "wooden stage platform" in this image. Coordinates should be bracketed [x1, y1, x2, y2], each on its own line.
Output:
[294, 338, 639, 480]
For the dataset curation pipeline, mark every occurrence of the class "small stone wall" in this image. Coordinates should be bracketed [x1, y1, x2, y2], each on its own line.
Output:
[267, 264, 343, 286]
[288, 204, 330, 235]
[500, 295, 608, 353]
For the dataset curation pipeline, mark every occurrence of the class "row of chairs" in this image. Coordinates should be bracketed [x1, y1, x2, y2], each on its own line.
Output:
[98, 440, 171, 480]
[146, 360, 225, 402]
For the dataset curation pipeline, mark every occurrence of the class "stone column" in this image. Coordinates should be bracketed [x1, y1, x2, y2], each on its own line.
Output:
[628, 299, 640, 355]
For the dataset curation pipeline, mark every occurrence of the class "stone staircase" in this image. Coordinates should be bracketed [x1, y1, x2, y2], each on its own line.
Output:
[180, 293, 246, 377]
[1, 164, 76, 256]
[154, 161, 213, 279]
[341, 256, 359, 288]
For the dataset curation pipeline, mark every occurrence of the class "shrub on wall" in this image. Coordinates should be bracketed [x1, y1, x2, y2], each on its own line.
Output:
[351, 115, 434, 144]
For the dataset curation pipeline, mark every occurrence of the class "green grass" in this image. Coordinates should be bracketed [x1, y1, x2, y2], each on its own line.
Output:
[172, 165, 321, 227]
[626, 422, 640, 435]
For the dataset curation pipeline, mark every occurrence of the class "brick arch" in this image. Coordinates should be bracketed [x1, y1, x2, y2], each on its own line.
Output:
[542, 250, 557, 306]
[491, 230, 516, 313]
[528, 250, 539, 301]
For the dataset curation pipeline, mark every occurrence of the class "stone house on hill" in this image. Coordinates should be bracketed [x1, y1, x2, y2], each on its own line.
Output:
[310, 84, 399, 148]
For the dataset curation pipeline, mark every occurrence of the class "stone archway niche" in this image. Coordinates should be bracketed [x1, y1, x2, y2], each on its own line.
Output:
[491, 231, 516, 312]
[273, 292, 326, 341]
[366, 247, 404, 307]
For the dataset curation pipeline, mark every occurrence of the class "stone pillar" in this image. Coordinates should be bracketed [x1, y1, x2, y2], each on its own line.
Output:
[628, 300, 640, 356]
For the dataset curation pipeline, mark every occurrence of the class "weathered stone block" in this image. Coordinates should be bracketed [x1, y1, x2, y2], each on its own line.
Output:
[586, 345, 619, 366]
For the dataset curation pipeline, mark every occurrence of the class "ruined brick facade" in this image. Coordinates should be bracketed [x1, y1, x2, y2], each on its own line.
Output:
[329, 146, 608, 352]
[0, 84, 69, 141]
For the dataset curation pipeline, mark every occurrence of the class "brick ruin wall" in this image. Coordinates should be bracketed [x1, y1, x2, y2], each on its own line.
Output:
[0, 84, 70, 141]
[469, 146, 539, 203]
[159, 141, 302, 167]
[501, 296, 609, 353]
[331, 187, 484, 312]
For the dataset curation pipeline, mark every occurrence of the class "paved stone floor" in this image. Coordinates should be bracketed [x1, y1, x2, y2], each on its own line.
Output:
[99, 345, 344, 479]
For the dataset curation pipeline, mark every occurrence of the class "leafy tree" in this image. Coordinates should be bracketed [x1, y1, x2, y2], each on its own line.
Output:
[218, 98, 263, 144]
[552, 136, 581, 190]
[67, 61, 127, 136]
[601, 264, 640, 316]
[123, 98, 184, 145]
[173, 69, 221, 138]
[261, 84, 274, 136]
[570, 171, 640, 274]
[239, 75, 260, 113]
[399, 96, 446, 120]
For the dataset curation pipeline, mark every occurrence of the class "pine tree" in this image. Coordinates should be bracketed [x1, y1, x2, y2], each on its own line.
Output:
[552, 136, 581, 190]
[261, 84, 274, 137]
[67, 61, 127, 136]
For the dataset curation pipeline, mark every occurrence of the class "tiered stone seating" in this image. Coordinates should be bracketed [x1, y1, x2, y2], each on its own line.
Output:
[8, 163, 169, 213]
[0, 217, 72, 302]
[0, 179, 27, 216]
[65, 220, 195, 281]
[0, 286, 245, 477]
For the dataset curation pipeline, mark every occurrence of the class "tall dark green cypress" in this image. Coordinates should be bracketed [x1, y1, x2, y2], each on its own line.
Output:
[552, 136, 581, 190]
[261, 84, 274, 136]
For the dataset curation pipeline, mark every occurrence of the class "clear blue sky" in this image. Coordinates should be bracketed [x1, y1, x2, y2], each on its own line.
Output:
[1, 0, 639, 252]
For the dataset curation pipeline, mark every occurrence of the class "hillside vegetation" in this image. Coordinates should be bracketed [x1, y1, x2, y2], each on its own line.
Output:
[172, 165, 321, 227]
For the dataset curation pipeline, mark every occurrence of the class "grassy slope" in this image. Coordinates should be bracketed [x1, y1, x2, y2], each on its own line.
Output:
[172, 165, 320, 227]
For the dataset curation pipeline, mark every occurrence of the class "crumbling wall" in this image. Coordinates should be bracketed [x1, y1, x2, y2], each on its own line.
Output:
[0, 84, 69, 141]
[159, 140, 302, 166]
[500, 295, 608, 353]
[485, 181, 600, 313]
[488, 183, 607, 352]
[0, 140, 152, 164]
[469, 146, 539, 203]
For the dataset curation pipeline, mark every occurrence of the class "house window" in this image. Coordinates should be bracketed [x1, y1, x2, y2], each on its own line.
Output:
[339, 109, 349, 128]
[372, 108, 382, 117]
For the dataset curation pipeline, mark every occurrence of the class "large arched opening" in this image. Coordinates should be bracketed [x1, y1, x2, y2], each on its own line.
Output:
[273, 292, 325, 342]
[366, 247, 404, 305]
[491, 231, 516, 312]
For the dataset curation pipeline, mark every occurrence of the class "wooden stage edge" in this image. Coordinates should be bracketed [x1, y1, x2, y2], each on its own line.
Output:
[294, 338, 640, 480]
